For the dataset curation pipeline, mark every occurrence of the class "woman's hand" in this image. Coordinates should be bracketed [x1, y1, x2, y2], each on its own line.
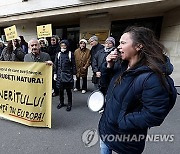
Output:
[106, 49, 119, 68]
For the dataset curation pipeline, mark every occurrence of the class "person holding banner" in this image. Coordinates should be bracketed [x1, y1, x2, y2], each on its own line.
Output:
[54, 40, 76, 112]
[0, 39, 25, 61]
[24, 39, 52, 65]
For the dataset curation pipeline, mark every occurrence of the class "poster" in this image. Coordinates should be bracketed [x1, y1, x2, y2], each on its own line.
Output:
[4, 25, 18, 41]
[37, 24, 52, 38]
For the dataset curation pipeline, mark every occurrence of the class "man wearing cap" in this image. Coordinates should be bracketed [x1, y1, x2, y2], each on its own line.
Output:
[89, 36, 104, 87]
[89, 35, 104, 64]
[92, 37, 116, 94]
[74, 39, 91, 94]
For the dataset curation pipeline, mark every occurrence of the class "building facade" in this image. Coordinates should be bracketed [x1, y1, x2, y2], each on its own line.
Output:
[0, 0, 180, 83]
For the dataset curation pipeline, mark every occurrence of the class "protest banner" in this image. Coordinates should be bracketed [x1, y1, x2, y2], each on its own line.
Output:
[37, 24, 52, 38]
[4, 25, 18, 41]
[0, 62, 52, 128]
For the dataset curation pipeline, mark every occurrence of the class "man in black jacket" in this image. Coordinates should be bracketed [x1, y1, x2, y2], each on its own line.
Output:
[89, 35, 104, 88]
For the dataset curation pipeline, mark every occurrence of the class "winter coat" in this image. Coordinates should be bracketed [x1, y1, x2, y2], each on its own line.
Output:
[90, 43, 104, 66]
[21, 44, 28, 54]
[0, 44, 6, 55]
[99, 58, 174, 154]
[24, 52, 51, 62]
[54, 50, 76, 89]
[74, 48, 91, 77]
[47, 44, 60, 63]
[92, 47, 115, 73]
[0, 47, 25, 61]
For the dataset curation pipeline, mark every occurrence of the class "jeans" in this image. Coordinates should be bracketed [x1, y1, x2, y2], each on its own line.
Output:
[100, 139, 112, 154]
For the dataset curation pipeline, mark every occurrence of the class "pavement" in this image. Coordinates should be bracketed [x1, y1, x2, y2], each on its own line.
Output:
[0, 80, 179, 154]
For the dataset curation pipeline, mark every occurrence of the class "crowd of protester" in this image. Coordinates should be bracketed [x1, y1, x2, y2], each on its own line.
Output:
[0, 26, 177, 153]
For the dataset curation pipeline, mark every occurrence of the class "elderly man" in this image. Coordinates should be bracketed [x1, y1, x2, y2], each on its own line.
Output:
[89, 36, 104, 88]
[24, 38, 52, 65]
[89, 35, 104, 64]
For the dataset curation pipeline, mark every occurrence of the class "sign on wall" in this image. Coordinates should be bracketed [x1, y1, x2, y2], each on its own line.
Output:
[4, 25, 18, 41]
[81, 30, 109, 44]
[0, 62, 52, 128]
[37, 24, 52, 38]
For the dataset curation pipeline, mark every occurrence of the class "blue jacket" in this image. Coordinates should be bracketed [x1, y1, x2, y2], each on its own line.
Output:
[99, 58, 174, 154]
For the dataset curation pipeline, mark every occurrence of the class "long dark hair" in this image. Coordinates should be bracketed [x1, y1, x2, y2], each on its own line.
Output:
[117, 26, 167, 86]
[6, 41, 13, 53]
[19, 36, 28, 47]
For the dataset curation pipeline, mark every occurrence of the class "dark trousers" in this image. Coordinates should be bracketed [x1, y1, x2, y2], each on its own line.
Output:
[59, 88, 72, 107]
[75, 77, 87, 90]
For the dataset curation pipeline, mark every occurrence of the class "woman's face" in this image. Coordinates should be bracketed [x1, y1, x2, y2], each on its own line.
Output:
[60, 43, 67, 49]
[118, 32, 139, 61]
[39, 41, 45, 47]
[51, 38, 57, 45]
[105, 41, 113, 49]
[13, 39, 19, 47]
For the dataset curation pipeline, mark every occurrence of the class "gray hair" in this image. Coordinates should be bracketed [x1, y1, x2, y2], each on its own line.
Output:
[28, 38, 39, 48]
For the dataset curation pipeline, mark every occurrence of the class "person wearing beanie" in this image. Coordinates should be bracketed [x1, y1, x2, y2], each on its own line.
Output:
[89, 35, 104, 65]
[89, 35, 104, 89]
[105, 37, 115, 46]
[54, 40, 77, 111]
[74, 39, 91, 94]
[38, 38, 48, 53]
[92, 36, 116, 94]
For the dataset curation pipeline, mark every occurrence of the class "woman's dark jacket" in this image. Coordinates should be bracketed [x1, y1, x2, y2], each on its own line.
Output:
[99, 58, 173, 154]
[54, 50, 76, 89]
[0, 47, 25, 61]
[47, 44, 60, 63]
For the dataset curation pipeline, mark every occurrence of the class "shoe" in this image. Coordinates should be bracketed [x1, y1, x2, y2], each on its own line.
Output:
[57, 103, 65, 109]
[82, 90, 86, 94]
[73, 88, 78, 92]
[66, 106, 71, 112]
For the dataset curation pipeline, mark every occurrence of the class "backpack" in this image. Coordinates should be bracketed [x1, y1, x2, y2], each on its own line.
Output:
[57, 51, 72, 61]
[134, 72, 177, 112]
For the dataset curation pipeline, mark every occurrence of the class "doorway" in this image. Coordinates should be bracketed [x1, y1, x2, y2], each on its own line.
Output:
[110, 16, 163, 47]
[53, 25, 80, 52]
